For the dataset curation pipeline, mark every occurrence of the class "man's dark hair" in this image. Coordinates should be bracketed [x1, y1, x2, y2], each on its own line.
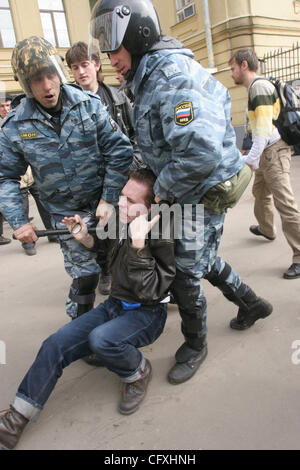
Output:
[129, 169, 156, 208]
[66, 41, 100, 68]
[229, 48, 259, 72]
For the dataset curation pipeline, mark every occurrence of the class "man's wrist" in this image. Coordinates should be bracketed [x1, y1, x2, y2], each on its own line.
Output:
[131, 239, 145, 249]
[81, 233, 95, 249]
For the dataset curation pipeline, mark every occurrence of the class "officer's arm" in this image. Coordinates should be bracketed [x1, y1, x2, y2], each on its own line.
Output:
[95, 103, 133, 204]
[0, 130, 30, 230]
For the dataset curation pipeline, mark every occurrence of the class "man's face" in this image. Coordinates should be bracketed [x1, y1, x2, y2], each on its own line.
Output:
[0, 100, 11, 119]
[118, 179, 150, 224]
[70, 59, 100, 91]
[109, 45, 132, 77]
[230, 59, 245, 86]
[29, 71, 61, 110]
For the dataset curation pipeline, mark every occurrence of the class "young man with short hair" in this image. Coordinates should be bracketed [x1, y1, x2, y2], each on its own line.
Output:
[66, 41, 143, 295]
[0, 169, 175, 450]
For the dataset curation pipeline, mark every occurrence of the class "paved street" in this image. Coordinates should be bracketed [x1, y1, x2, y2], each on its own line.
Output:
[1, 157, 300, 450]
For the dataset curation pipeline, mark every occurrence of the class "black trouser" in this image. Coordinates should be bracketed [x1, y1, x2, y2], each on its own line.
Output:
[0, 212, 3, 236]
[21, 184, 54, 236]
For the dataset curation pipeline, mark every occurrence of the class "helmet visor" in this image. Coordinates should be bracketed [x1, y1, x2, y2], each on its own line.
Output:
[16, 54, 69, 97]
[89, 7, 131, 53]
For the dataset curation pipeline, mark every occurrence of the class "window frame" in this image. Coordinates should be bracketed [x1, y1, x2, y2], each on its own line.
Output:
[175, 0, 195, 23]
[0, 0, 16, 48]
[38, 0, 70, 48]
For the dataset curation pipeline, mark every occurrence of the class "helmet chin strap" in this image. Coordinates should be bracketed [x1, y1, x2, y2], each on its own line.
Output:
[124, 55, 142, 82]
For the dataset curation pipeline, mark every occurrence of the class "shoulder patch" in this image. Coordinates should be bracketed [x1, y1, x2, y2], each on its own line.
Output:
[174, 101, 194, 126]
[162, 63, 181, 79]
[109, 117, 117, 132]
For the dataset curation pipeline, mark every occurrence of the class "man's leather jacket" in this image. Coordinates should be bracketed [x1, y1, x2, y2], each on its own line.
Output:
[93, 207, 175, 305]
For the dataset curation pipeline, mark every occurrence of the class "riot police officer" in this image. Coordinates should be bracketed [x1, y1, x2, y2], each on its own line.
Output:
[89, 0, 273, 385]
[0, 36, 133, 320]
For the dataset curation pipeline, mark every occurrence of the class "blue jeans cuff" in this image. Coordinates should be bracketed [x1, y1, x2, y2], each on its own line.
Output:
[14, 393, 43, 421]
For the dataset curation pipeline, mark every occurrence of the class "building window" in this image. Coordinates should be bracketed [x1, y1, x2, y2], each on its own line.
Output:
[38, 0, 70, 48]
[175, 0, 195, 23]
[0, 0, 16, 48]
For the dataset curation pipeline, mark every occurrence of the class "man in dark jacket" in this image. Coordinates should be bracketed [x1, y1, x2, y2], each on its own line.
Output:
[66, 41, 143, 295]
[0, 169, 175, 450]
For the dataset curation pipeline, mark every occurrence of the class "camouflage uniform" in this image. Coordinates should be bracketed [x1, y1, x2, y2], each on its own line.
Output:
[0, 84, 133, 317]
[131, 46, 248, 347]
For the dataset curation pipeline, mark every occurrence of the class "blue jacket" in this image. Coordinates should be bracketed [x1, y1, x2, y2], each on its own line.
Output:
[131, 47, 243, 204]
[0, 84, 133, 229]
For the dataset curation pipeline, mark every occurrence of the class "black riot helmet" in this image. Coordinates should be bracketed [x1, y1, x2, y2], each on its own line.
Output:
[89, 0, 162, 56]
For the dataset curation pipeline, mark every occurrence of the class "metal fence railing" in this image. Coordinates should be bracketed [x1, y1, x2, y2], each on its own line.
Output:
[260, 43, 300, 83]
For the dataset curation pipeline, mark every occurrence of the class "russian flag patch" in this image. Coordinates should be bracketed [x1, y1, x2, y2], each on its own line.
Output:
[174, 101, 194, 126]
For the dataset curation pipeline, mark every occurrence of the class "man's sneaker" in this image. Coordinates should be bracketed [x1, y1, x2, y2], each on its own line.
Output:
[98, 270, 112, 296]
[0, 235, 11, 246]
[118, 359, 152, 415]
[230, 297, 273, 330]
[283, 263, 300, 280]
[0, 406, 28, 450]
[168, 342, 208, 385]
[249, 225, 275, 241]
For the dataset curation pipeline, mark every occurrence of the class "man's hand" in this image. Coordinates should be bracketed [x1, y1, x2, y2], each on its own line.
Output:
[154, 196, 162, 203]
[129, 214, 160, 249]
[13, 223, 38, 244]
[96, 199, 114, 227]
[246, 163, 256, 171]
[62, 215, 94, 248]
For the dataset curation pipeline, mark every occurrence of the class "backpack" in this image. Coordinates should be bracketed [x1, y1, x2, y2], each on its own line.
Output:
[252, 77, 300, 145]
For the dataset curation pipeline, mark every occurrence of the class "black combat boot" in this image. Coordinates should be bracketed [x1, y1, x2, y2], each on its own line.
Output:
[0, 406, 29, 450]
[230, 288, 273, 330]
[168, 339, 208, 385]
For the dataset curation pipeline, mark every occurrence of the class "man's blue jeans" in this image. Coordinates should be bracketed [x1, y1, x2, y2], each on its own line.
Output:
[15, 297, 167, 414]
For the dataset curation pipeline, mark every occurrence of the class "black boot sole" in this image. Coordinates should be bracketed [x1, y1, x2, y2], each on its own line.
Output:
[283, 273, 300, 280]
[249, 225, 275, 241]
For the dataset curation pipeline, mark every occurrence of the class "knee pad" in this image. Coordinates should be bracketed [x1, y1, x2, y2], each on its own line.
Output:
[69, 274, 100, 312]
[170, 269, 201, 311]
[171, 269, 207, 347]
[205, 260, 248, 308]
[179, 299, 207, 345]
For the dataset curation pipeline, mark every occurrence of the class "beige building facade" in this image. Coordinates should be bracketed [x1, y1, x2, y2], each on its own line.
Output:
[1, 0, 300, 126]
[0, 0, 92, 95]
[152, 0, 300, 126]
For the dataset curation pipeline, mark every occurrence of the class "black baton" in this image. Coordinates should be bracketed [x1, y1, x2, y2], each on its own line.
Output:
[13, 227, 98, 240]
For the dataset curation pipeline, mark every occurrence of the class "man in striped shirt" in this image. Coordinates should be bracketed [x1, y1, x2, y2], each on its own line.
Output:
[229, 48, 300, 280]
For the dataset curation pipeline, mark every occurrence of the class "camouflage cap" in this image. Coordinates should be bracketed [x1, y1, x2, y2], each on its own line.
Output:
[11, 36, 57, 78]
